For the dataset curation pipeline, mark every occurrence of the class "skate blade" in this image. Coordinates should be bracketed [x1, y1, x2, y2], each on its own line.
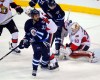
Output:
[11, 51, 21, 55]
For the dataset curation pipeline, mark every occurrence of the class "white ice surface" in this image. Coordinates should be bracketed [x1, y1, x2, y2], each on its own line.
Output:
[0, 9, 100, 80]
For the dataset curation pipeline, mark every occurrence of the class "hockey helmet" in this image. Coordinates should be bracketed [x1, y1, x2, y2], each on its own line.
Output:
[25, 6, 33, 17]
[30, 8, 40, 17]
[70, 22, 80, 34]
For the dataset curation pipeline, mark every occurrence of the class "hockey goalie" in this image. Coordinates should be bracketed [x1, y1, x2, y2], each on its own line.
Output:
[59, 20, 95, 62]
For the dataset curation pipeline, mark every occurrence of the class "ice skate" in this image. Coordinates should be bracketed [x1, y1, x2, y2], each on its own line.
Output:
[48, 62, 59, 70]
[32, 70, 37, 77]
[9, 42, 21, 53]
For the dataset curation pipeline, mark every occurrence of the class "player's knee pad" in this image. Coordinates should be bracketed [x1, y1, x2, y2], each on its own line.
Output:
[12, 32, 18, 39]
[11, 32, 18, 44]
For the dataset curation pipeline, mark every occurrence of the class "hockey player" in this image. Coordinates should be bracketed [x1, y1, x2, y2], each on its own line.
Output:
[25, 6, 57, 34]
[60, 20, 95, 62]
[29, 0, 65, 56]
[0, 0, 23, 53]
[19, 9, 59, 77]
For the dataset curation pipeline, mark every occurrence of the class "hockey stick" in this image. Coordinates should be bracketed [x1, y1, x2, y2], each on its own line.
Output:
[0, 13, 17, 25]
[66, 9, 71, 21]
[0, 45, 19, 61]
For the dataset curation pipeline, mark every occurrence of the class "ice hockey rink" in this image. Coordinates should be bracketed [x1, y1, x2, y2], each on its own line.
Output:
[0, 0, 100, 79]
[0, 8, 100, 80]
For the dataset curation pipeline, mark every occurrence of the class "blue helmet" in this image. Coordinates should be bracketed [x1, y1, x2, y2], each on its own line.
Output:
[30, 8, 40, 16]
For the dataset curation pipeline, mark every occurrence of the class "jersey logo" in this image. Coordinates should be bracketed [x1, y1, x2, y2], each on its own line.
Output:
[56, 11, 59, 14]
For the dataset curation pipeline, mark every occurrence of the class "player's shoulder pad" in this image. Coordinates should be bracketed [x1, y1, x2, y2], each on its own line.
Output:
[24, 19, 32, 30]
[25, 19, 32, 24]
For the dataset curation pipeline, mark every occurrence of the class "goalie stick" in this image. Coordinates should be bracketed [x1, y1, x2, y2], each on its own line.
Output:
[67, 9, 71, 21]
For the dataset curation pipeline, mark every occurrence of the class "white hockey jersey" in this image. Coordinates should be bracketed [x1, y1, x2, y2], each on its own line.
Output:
[65, 21, 90, 51]
[40, 12, 57, 34]
[0, 0, 13, 25]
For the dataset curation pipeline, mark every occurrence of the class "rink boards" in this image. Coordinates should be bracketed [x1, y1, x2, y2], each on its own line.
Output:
[14, 0, 100, 15]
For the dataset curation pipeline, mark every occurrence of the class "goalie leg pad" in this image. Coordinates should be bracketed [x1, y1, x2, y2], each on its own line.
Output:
[69, 51, 95, 62]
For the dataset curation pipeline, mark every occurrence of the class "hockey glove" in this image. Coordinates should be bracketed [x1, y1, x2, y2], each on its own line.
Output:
[15, 6, 23, 14]
[29, 0, 37, 7]
[18, 40, 24, 49]
[19, 38, 30, 49]
[24, 38, 30, 48]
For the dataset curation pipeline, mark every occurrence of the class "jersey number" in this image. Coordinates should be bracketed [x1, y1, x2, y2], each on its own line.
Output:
[75, 39, 79, 43]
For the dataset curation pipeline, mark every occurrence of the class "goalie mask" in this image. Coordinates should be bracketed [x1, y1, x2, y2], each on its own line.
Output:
[70, 22, 80, 35]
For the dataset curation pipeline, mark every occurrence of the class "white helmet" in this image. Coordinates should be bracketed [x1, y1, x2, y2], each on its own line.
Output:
[70, 22, 80, 35]
[25, 6, 33, 17]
